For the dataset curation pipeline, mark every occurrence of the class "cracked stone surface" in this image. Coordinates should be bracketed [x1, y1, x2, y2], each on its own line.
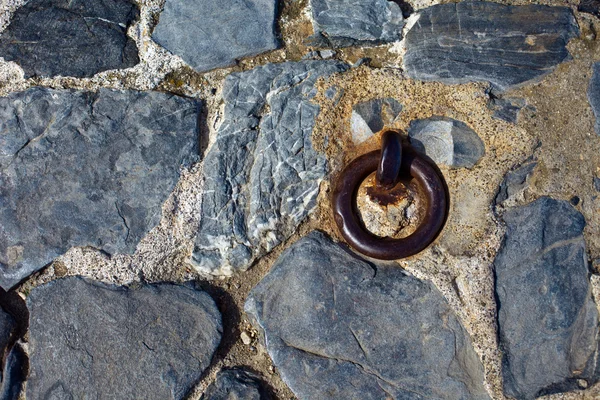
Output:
[27, 277, 222, 399]
[0, 0, 139, 78]
[350, 98, 403, 144]
[403, 1, 579, 92]
[494, 197, 600, 399]
[308, 0, 404, 48]
[588, 62, 600, 135]
[153, 0, 279, 73]
[0, 88, 200, 289]
[246, 231, 491, 400]
[408, 116, 485, 168]
[191, 60, 348, 276]
[201, 368, 270, 400]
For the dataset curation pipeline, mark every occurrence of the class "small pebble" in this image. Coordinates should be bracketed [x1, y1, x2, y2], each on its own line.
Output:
[241, 331, 252, 345]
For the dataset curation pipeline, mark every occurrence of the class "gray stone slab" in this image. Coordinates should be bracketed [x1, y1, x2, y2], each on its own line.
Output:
[408, 116, 485, 168]
[403, 2, 579, 91]
[191, 61, 348, 275]
[0, 0, 139, 78]
[494, 197, 600, 399]
[588, 62, 600, 135]
[201, 368, 269, 400]
[350, 98, 403, 144]
[0, 88, 200, 289]
[27, 277, 222, 399]
[246, 231, 491, 400]
[494, 157, 537, 207]
[153, 0, 279, 73]
[308, 0, 404, 47]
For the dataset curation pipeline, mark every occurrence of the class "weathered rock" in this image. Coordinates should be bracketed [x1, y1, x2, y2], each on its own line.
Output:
[403, 2, 579, 91]
[488, 97, 527, 124]
[308, 0, 404, 47]
[0, 309, 21, 399]
[246, 231, 491, 400]
[579, 0, 600, 17]
[0, 88, 200, 289]
[27, 277, 222, 399]
[201, 368, 270, 400]
[594, 177, 600, 191]
[153, 0, 279, 73]
[588, 62, 600, 135]
[0, 344, 26, 400]
[0, 0, 139, 78]
[494, 197, 600, 399]
[350, 98, 403, 144]
[494, 157, 537, 208]
[408, 116, 485, 168]
[191, 61, 348, 275]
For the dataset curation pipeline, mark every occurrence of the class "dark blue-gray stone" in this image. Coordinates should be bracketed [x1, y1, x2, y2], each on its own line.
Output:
[191, 61, 348, 275]
[594, 177, 600, 191]
[153, 0, 279, 73]
[201, 368, 270, 400]
[0, 344, 26, 400]
[403, 2, 579, 91]
[408, 116, 485, 168]
[0, 0, 139, 78]
[579, 0, 600, 17]
[488, 97, 527, 124]
[27, 277, 222, 399]
[308, 0, 404, 47]
[588, 62, 600, 135]
[494, 197, 600, 399]
[0, 308, 22, 400]
[494, 157, 537, 207]
[246, 231, 491, 400]
[0, 88, 200, 289]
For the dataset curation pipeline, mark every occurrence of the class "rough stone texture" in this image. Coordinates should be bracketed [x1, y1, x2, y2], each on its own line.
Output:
[191, 61, 348, 276]
[27, 277, 222, 399]
[0, 0, 139, 79]
[594, 176, 600, 192]
[350, 98, 402, 144]
[494, 157, 537, 208]
[579, 0, 600, 17]
[246, 231, 491, 400]
[588, 62, 600, 135]
[488, 97, 526, 124]
[408, 116, 485, 168]
[153, 0, 279, 73]
[201, 368, 270, 400]
[403, 2, 579, 91]
[494, 197, 600, 399]
[309, 0, 404, 48]
[1, 344, 26, 400]
[0, 88, 200, 289]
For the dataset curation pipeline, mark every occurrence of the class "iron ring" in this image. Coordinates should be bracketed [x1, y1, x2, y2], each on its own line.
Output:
[332, 141, 448, 260]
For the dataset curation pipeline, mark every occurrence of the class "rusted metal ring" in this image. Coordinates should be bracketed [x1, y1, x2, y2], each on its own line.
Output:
[332, 136, 448, 260]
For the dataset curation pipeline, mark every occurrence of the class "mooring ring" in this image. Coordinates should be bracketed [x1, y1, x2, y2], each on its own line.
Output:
[332, 135, 448, 260]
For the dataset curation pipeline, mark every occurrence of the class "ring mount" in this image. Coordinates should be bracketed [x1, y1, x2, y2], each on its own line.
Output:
[332, 131, 448, 260]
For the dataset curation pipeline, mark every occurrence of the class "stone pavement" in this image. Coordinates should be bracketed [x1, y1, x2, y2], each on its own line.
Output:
[0, 0, 599, 399]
